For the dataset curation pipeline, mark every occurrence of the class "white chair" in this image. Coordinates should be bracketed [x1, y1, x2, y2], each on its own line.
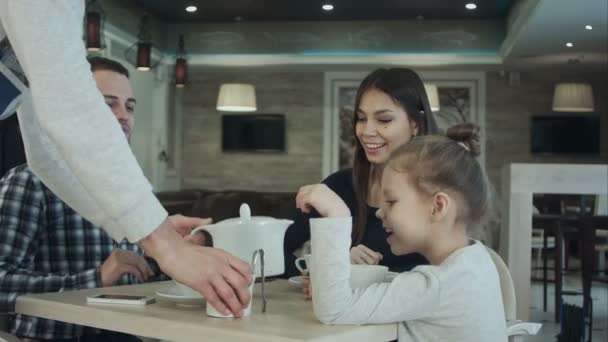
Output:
[486, 247, 542, 342]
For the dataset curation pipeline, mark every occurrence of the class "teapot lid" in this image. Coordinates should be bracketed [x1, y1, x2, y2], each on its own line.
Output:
[214, 203, 292, 226]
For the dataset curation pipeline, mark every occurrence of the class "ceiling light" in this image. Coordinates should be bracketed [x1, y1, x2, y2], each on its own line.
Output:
[585, 25, 593, 30]
[124, 14, 162, 72]
[322, 4, 334, 11]
[85, 0, 105, 52]
[566, 42, 573, 47]
[185, 5, 197, 13]
[465, 3, 477, 10]
[175, 34, 188, 88]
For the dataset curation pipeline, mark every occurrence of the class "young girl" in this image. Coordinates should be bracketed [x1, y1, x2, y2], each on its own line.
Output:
[295, 129, 507, 341]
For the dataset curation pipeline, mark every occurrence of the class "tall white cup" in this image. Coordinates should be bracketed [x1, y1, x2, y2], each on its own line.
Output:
[206, 249, 263, 318]
[206, 280, 254, 318]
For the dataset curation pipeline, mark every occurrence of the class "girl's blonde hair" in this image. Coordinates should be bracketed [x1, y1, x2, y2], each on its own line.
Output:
[387, 124, 489, 231]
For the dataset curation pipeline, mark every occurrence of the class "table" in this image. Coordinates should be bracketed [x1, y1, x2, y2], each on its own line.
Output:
[15, 280, 397, 342]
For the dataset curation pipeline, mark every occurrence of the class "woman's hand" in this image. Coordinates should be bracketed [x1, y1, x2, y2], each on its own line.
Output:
[296, 184, 350, 218]
[350, 244, 383, 265]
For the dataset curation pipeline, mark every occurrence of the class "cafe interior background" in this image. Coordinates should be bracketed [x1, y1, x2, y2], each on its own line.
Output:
[0, 0, 606, 341]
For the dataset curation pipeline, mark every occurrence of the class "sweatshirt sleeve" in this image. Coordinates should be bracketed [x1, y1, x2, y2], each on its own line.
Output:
[0, 0, 167, 242]
[310, 217, 441, 325]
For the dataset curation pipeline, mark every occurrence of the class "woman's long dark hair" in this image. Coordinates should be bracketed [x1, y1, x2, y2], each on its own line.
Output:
[351, 68, 438, 244]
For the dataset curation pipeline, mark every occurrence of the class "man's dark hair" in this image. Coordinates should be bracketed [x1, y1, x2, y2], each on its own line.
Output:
[87, 56, 129, 78]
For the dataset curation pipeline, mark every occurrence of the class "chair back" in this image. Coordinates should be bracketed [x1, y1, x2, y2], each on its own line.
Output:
[486, 247, 517, 321]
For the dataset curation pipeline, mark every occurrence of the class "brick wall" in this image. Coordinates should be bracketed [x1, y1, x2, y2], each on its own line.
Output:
[178, 67, 608, 195]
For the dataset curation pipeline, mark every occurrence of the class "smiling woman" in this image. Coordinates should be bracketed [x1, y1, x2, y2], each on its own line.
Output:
[284, 68, 438, 277]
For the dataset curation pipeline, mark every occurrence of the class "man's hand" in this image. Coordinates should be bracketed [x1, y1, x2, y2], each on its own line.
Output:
[295, 184, 350, 218]
[100, 249, 154, 287]
[139, 215, 252, 317]
[350, 244, 383, 265]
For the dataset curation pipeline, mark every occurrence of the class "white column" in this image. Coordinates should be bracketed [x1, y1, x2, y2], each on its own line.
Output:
[500, 163, 608, 320]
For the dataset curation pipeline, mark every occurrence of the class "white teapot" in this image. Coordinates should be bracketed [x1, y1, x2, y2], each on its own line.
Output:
[192, 203, 293, 277]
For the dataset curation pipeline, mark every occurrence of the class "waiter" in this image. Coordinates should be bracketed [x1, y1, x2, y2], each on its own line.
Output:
[0, 0, 251, 317]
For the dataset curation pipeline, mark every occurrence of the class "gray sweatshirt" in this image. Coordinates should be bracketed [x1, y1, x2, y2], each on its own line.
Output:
[0, 0, 166, 242]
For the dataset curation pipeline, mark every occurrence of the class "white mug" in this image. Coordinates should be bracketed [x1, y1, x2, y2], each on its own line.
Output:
[295, 254, 311, 274]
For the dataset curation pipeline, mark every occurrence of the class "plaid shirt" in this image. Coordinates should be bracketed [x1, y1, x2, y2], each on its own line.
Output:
[0, 36, 28, 85]
[0, 34, 28, 121]
[0, 165, 164, 339]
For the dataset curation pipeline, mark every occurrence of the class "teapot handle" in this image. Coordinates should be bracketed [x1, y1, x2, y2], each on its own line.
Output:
[190, 226, 214, 247]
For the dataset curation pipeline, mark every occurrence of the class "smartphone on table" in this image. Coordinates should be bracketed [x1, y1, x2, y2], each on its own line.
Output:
[86, 294, 155, 305]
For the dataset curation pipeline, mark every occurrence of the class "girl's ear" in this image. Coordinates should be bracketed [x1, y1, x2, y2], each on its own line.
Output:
[430, 191, 451, 222]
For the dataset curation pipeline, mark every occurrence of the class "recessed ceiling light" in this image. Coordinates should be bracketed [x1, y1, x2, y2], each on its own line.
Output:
[566, 42, 573, 47]
[465, 3, 477, 10]
[322, 4, 334, 11]
[585, 25, 593, 30]
[185, 5, 197, 13]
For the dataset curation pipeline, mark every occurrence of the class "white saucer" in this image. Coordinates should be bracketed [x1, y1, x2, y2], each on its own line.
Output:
[155, 285, 205, 307]
[288, 276, 305, 286]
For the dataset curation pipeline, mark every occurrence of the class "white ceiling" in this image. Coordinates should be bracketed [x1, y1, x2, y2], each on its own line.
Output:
[502, 0, 608, 65]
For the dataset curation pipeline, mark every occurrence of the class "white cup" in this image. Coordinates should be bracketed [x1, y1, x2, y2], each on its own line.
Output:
[206, 279, 254, 318]
[350, 264, 389, 288]
[207, 249, 263, 318]
[295, 254, 311, 274]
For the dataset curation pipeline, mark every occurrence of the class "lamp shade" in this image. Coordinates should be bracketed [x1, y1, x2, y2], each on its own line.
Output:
[217, 84, 257, 112]
[424, 83, 440, 112]
[86, 12, 102, 51]
[552, 83, 594, 112]
[136, 43, 152, 71]
[174, 34, 187, 88]
[175, 58, 187, 88]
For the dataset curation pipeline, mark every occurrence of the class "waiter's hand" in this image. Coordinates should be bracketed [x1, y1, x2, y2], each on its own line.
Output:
[139, 215, 252, 317]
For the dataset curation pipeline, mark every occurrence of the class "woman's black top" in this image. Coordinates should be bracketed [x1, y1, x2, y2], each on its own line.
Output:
[283, 168, 428, 277]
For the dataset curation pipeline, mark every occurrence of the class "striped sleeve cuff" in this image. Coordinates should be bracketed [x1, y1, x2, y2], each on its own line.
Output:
[73, 268, 102, 290]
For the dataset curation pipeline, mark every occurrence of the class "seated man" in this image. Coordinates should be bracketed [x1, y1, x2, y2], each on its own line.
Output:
[0, 57, 164, 341]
